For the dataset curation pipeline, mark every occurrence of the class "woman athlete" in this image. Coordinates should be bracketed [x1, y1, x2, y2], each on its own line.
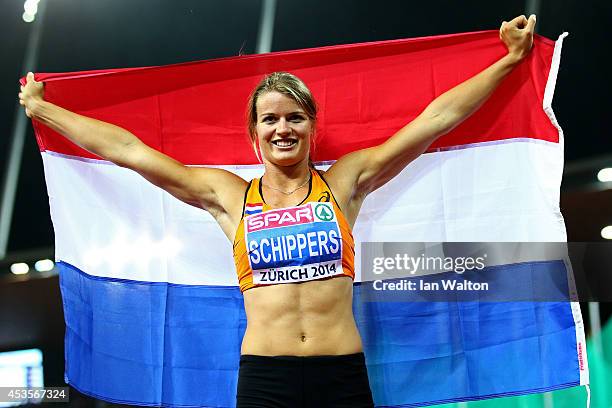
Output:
[20, 15, 536, 408]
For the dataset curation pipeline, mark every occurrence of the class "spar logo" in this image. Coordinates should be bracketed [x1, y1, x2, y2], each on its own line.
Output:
[245, 202, 336, 233]
[246, 204, 313, 233]
[314, 203, 334, 221]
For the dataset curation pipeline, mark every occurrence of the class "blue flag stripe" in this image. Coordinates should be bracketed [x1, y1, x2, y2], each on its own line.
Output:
[59, 261, 580, 407]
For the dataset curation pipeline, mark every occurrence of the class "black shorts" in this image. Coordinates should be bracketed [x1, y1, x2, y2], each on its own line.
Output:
[236, 352, 375, 408]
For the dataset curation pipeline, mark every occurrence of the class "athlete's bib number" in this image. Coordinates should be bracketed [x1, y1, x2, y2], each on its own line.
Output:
[245, 202, 344, 285]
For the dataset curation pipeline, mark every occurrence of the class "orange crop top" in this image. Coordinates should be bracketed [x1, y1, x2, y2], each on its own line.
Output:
[233, 169, 355, 292]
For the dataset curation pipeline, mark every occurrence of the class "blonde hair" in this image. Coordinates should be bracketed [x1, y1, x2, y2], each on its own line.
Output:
[246, 72, 317, 166]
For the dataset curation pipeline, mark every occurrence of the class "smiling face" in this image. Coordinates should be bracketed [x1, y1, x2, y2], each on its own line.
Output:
[255, 91, 314, 167]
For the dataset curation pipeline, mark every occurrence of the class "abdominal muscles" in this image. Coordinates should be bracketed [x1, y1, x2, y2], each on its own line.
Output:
[241, 276, 363, 356]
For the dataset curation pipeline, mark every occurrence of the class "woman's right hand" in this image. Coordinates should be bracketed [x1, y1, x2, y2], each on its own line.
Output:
[18, 72, 44, 118]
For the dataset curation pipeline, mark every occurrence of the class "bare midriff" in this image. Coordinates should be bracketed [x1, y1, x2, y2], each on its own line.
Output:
[241, 276, 363, 356]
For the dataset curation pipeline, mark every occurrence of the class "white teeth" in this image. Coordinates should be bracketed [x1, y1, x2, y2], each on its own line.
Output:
[273, 140, 296, 147]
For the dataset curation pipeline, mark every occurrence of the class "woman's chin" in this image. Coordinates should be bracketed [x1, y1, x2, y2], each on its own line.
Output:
[265, 153, 307, 168]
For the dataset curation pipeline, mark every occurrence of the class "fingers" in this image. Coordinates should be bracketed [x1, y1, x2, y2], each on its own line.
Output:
[20, 72, 44, 111]
[526, 14, 537, 32]
[499, 20, 508, 39]
[501, 14, 536, 36]
[508, 15, 528, 28]
[19, 90, 28, 110]
[25, 71, 41, 87]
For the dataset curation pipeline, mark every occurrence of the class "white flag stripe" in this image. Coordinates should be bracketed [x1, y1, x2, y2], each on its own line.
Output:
[42, 138, 564, 286]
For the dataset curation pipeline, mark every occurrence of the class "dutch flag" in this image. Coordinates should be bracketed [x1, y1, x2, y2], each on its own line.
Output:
[26, 30, 587, 407]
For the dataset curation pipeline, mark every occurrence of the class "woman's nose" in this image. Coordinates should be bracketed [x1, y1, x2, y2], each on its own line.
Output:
[276, 118, 290, 135]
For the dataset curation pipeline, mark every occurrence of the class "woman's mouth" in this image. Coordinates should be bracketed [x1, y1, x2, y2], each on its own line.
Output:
[271, 139, 297, 149]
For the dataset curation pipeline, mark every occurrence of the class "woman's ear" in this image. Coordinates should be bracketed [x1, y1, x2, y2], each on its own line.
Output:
[309, 128, 317, 157]
[252, 138, 263, 164]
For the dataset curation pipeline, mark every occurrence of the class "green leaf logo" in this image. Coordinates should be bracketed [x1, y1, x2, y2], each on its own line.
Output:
[314, 203, 334, 221]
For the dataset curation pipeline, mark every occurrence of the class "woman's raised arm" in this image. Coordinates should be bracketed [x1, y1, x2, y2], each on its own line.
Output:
[326, 14, 537, 198]
[19, 73, 247, 237]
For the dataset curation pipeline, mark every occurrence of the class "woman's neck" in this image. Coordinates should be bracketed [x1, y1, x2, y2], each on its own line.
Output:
[262, 160, 311, 191]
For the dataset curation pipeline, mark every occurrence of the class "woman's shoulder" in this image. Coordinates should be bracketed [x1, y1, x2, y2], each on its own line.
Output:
[312, 164, 365, 229]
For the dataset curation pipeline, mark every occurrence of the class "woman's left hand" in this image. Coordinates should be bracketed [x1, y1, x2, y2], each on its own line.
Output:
[499, 14, 537, 60]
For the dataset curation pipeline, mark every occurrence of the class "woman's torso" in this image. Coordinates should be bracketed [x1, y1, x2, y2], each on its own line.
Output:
[241, 276, 362, 355]
[233, 169, 363, 356]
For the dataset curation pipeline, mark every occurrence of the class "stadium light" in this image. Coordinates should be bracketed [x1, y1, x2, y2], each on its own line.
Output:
[597, 168, 612, 182]
[24, 0, 38, 14]
[22, 0, 41, 23]
[34, 259, 54, 272]
[10, 263, 29, 275]
[602, 226, 612, 240]
[22, 12, 35, 23]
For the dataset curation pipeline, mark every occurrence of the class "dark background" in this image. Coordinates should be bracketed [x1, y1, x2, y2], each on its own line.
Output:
[1, 0, 610, 404]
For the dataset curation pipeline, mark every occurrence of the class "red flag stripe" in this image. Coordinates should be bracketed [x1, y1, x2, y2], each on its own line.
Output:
[26, 31, 558, 165]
